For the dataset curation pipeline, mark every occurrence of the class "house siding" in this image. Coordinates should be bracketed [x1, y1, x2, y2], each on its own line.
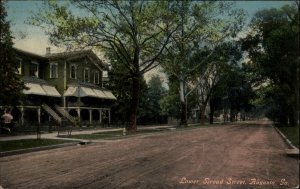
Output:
[66, 57, 103, 87]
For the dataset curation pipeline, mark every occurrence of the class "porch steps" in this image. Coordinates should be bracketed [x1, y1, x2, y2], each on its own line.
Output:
[54, 106, 77, 124]
[41, 104, 62, 124]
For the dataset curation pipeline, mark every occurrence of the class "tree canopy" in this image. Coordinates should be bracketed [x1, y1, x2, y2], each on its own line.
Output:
[242, 3, 299, 125]
[160, 1, 245, 126]
[30, 0, 180, 131]
[0, 1, 24, 106]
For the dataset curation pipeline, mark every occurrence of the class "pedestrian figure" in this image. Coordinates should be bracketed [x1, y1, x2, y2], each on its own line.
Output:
[1, 109, 14, 133]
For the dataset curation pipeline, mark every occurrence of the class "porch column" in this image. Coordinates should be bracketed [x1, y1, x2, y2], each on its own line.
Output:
[108, 109, 111, 125]
[63, 60, 67, 107]
[89, 109, 92, 125]
[99, 109, 102, 124]
[77, 108, 81, 121]
[63, 96, 66, 108]
[20, 106, 24, 126]
[37, 107, 41, 125]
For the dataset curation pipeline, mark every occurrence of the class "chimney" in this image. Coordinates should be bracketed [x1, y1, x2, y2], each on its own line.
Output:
[46, 47, 51, 55]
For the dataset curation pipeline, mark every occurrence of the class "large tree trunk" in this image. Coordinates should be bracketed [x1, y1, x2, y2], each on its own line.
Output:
[199, 96, 210, 125]
[127, 73, 141, 133]
[199, 107, 206, 125]
[180, 102, 187, 126]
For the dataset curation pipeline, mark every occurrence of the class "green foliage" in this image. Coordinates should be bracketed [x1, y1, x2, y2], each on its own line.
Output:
[107, 56, 148, 125]
[242, 4, 299, 124]
[159, 74, 199, 120]
[138, 75, 167, 124]
[160, 1, 245, 125]
[29, 0, 181, 130]
[0, 1, 25, 106]
[29, 0, 178, 73]
[277, 125, 299, 148]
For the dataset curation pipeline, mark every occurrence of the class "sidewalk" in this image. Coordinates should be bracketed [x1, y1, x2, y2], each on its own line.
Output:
[0, 128, 121, 141]
[0, 125, 176, 142]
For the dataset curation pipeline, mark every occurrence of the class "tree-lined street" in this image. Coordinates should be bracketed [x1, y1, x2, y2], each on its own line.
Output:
[0, 120, 298, 189]
[1, 1, 299, 188]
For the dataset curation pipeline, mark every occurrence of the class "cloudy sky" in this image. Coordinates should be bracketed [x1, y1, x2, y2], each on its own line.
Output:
[6, 1, 295, 55]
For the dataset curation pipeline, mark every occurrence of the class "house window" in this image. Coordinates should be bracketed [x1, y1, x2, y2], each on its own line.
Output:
[30, 62, 39, 77]
[16, 58, 22, 75]
[70, 64, 77, 79]
[84, 68, 90, 82]
[50, 63, 58, 78]
[94, 71, 99, 84]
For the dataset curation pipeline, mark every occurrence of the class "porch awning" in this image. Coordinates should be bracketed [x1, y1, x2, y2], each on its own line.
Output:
[81, 87, 98, 97]
[23, 83, 61, 97]
[64, 86, 97, 97]
[102, 91, 117, 100]
[64, 86, 78, 96]
[41, 85, 61, 97]
[93, 89, 107, 98]
[64, 86, 116, 100]
[23, 83, 47, 96]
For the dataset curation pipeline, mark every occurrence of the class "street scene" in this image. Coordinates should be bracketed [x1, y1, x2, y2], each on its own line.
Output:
[0, 121, 299, 189]
[1, 0, 299, 189]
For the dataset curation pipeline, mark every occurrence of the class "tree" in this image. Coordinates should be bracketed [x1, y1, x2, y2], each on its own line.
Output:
[30, 0, 179, 132]
[160, 75, 181, 121]
[242, 4, 299, 125]
[191, 41, 244, 124]
[0, 1, 24, 106]
[161, 1, 245, 126]
[160, 74, 198, 124]
[138, 75, 167, 125]
[106, 48, 148, 126]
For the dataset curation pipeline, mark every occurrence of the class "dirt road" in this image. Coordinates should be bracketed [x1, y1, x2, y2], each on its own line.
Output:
[0, 121, 299, 189]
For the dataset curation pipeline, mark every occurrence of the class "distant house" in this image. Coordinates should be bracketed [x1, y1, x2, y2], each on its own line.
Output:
[3, 47, 116, 127]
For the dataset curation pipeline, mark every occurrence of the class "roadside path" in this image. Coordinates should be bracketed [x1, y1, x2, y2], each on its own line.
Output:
[0, 125, 175, 141]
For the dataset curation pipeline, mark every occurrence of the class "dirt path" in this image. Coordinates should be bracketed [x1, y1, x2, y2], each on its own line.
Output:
[0, 121, 298, 189]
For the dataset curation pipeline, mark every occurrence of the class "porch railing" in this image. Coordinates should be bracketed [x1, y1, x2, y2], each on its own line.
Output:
[41, 104, 62, 124]
[55, 105, 77, 124]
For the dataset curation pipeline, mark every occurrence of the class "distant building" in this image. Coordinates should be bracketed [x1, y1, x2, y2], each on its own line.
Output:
[1, 47, 116, 127]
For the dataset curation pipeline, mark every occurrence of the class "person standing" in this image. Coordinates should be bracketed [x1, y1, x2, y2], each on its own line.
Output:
[1, 109, 13, 133]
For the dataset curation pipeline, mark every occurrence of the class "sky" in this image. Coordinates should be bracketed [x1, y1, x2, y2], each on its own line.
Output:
[5, 0, 295, 82]
[5, 0, 295, 56]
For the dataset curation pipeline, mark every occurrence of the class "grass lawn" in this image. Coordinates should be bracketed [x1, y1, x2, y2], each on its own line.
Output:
[277, 126, 299, 148]
[0, 139, 75, 152]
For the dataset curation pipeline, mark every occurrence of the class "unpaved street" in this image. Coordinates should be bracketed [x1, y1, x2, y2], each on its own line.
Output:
[0, 121, 299, 189]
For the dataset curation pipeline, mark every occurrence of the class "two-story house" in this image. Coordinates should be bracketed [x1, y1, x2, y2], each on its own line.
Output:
[9, 47, 116, 127]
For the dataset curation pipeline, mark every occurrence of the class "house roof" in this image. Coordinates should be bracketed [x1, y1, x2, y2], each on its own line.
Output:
[45, 49, 108, 71]
[22, 76, 49, 85]
[14, 48, 108, 71]
[66, 81, 116, 100]
[14, 48, 47, 61]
